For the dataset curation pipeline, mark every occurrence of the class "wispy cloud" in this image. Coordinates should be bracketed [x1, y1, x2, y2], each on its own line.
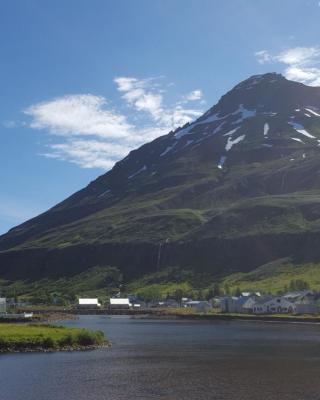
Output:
[41, 139, 131, 170]
[24, 94, 133, 139]
[114, 77, 165, 122]
[114, 76, 203, 126]
[255, 46, 320, 86]
[20, 77, 204, 170]
[182, 89, 203, 102]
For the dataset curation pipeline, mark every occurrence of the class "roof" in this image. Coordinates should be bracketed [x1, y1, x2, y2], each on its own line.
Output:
[110, 298, 131, 305]
[251, 295, 274, 305]
[283, 290, 314, 300]
[78, 298, 99, 305]
[253, 296, 295, 307]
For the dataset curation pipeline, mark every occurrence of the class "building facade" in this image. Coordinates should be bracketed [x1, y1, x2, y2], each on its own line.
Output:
[0, 298, 6, 314]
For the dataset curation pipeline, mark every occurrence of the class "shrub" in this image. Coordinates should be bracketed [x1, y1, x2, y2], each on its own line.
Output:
[58, 333, 74, 347]
[76, 330, 95, 346]
[41, 336, 56, 349]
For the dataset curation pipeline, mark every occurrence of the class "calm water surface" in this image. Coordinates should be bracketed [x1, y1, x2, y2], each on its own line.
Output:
[1, 316, 320, 400]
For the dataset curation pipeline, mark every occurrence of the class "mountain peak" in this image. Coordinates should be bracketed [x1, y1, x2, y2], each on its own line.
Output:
[234, 72, 286, 89]
[189, 73, 320, 130]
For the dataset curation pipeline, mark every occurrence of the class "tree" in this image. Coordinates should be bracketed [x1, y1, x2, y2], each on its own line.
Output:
[172, 289, 184, 306]
[289, 279, 310, 291]
[224, 284, 230, 295]
[206, 289, 214, 300]
[213, 283, 221, 297]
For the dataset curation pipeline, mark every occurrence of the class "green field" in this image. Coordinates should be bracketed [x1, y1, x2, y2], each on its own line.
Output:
[220, 259, 320, 294]
[0, 324, 106, 352]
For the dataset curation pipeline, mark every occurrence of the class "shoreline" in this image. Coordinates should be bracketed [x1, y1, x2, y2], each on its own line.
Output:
[0, 342, 110, 354]
[138, 313, 320, 325]
[13, 308, 320, 324]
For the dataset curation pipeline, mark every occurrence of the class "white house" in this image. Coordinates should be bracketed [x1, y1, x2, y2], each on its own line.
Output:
[283, 291, 317, 314]
[0, 298, 6, 314]
[241, 296, 259, 313]
[252, 296, 295, 314]
[109, 298, 132, 309]
[219, 296, 255, 313]
[78, 298, 101, 308]
[185, 300, 212, 312]
[219, 296, 241, 313]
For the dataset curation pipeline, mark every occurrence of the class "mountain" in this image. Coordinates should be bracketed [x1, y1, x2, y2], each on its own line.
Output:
[2, 72, 320, 292]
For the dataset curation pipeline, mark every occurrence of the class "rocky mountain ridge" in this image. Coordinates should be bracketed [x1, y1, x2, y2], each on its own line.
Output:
[1, 73, 320, 283]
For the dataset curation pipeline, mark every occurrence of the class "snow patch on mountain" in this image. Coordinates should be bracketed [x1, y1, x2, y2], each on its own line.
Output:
[211, 122, 226, 135]
[217, 156, 226, 169]
[288, 121, 316, 139]
[160, 141, 177, 156]
[305, 108, 320, 117]
[263, 123, 270, 136]
[174, 104, 257, 139]
[231, 104, 256, 121]
[291, 137, 304, 143]
[98, 189, 111, 198]
[225, 134, 246, 151]
[223, 127, 240, 137]
[183, 140, 194, 148]
[128, 165, 147, 179]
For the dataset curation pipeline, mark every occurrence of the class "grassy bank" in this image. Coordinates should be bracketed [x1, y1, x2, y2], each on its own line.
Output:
[0, 324, 107, 353]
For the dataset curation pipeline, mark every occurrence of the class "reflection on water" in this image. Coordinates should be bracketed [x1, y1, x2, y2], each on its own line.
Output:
[1, 315, 320, 399]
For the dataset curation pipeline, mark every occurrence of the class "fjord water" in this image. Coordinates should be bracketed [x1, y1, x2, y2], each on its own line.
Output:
[1, 316, 320, 399]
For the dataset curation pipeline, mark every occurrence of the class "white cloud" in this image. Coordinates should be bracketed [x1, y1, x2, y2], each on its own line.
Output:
[182, 90, 203, 102]
[42, 140, 132, 169]
[255, 50, 273, 64]
[114, 76, 202, 127]
[285, 66, 320, 86]
[24, 94, 133, 139]
[22, 78, 204, 170]
[255, 46, 320, 86]
[276, 47, 320, 66]
[114, 76, 165, 122]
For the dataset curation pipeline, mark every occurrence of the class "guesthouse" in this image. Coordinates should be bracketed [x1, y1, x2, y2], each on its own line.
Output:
[109, 298, 132, 309]
[78, 298, 101, 308]
[185, 300, 212, 312]
[252, 296, 295, 314]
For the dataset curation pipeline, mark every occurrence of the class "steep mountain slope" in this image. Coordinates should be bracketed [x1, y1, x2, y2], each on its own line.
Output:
[1, 73, 320, 283]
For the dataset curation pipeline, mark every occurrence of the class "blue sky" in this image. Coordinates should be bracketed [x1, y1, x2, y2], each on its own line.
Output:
[1, 0, 320, 234]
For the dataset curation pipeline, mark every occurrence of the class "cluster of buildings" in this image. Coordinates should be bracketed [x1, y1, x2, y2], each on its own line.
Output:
[218, 290, 318, 314]
[77, 296, 213, 312]
[1, 289, 318, 316]
[78, 290, 320, 315]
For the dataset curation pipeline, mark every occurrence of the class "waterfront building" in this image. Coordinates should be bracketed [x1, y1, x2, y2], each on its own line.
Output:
[78, 298, 101, 308]
[109, 298, 132, 309]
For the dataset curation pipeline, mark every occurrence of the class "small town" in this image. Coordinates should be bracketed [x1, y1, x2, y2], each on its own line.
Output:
[1, 288, 320, 318]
